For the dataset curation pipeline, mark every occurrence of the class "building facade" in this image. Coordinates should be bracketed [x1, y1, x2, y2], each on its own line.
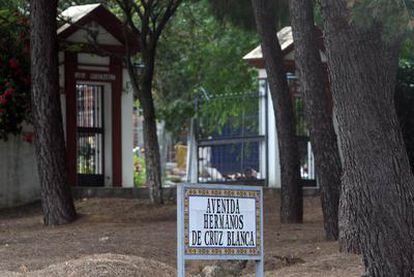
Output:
[0, 4, 138, 208]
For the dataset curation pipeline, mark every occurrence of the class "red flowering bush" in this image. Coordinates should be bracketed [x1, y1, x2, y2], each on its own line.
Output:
[0, 10, 31, 140]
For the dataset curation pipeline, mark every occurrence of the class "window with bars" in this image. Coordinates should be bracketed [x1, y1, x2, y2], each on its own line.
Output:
[76, 84, 104, 186]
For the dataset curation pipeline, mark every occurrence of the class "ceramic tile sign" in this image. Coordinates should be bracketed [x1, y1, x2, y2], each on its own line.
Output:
[177, 184, 264, 277]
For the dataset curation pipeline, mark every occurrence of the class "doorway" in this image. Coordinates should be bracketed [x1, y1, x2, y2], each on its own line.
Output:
[76, 83, 104, 186]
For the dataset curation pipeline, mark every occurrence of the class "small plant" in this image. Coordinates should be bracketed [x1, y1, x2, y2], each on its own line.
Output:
[134, 153, 146, 187]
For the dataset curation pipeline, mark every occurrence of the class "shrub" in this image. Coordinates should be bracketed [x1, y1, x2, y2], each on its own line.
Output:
[0, 10, 30, 140]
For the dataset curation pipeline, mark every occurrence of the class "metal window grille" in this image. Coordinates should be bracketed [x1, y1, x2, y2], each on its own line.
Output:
[76, 84, 104, 186]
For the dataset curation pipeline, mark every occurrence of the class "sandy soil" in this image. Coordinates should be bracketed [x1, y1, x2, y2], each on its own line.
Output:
[0, 254, 176, 277]
[0, 193, 363, 276]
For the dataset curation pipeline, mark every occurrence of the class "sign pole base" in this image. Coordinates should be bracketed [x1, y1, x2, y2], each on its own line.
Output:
[177, 259, 185, 277]
[255, 259, 264, 277]
[177, 185, 185, 277]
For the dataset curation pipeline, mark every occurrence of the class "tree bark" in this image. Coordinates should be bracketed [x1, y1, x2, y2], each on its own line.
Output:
[30, 0, 77, 225]
[128, 47, 163, 205]
[288, 0, 342, 240]
[117, 0, 182, 205]
[140, 64, 163, 205]
[251, 0, 303, 223]
[321, 0, 414, 274]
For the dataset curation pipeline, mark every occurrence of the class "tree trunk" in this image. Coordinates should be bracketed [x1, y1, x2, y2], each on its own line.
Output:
[30, 0, 77, 225]
[321, 0, 414, 274]
[288, 0, 341, 240]
[125, 48, 163, 205]
[140, 51, 163, 204]
[141, 92, 163, 205]
[118, 0, 181, 205]
[251, 0, 303, 223]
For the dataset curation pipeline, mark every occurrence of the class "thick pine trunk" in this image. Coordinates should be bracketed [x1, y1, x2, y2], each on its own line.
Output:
[30, 0, 77, 225]
[288, 0, 341, 240]
[251, 0, 303, 223]
[321, 0, 414, 274]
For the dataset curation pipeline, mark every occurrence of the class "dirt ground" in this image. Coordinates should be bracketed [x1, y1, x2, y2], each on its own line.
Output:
[0, 193, 363, 276]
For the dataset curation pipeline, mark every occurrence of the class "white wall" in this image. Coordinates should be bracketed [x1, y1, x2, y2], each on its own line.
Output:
[0, 135, 40, 208]
[121, 69, 134, 187]
[0, 59, 133, 209]
[259, 68, 323, 188]
[103, 82, 113, 187]
[259, 69, 281, 188]
[59, 52, 134, 188]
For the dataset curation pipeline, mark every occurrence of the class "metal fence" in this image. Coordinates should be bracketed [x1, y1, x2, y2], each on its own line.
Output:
[193, 73, 317, 187]
[195, 90, 268, 186]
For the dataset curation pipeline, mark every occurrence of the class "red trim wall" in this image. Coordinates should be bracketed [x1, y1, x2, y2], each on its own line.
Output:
[64, 52, 123, 187]
[110, 57, 123, 187]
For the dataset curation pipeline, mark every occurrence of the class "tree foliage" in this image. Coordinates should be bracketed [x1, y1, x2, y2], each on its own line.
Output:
[114, 0, 184, 204]
[208, 0, 289, 31]
[154, 0, 259, 136]
[0, 0, 28, 11]
[349, 0, 414, 40]
[0, 10, 30, 140]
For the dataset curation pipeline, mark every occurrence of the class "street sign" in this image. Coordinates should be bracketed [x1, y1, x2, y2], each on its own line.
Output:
[177, 184, 264, 277]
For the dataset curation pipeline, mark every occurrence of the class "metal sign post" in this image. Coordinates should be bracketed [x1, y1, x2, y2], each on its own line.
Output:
[177, 183, 264, 277]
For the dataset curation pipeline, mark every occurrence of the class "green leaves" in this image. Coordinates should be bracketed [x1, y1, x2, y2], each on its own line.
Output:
[208, 0, 289, 31]
[0, 9, 30, 141]
[351, 0, 413, 38]
[154, 0, 259, 136]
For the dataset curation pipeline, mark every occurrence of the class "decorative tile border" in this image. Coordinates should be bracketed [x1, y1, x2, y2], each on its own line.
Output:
[184, 188, 261, 256]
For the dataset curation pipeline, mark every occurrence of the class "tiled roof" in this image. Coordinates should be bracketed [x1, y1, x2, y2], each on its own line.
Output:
[243, 26, 293, 61]
[57, 4, 101, 34]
